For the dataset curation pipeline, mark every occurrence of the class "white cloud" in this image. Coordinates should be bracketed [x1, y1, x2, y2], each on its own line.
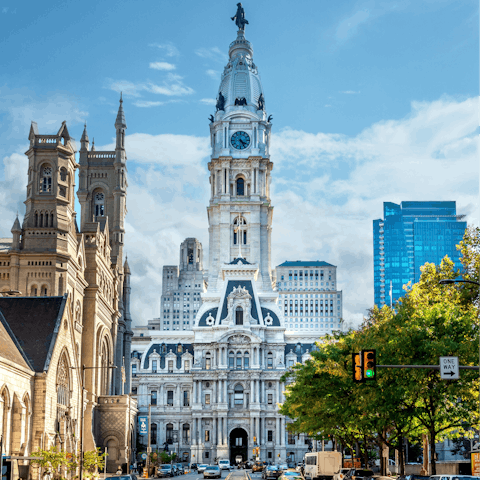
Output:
[108, 75, 194, 98]
[149, 62, 176, 71]
[195, 47, 227, 63]
[340, 90, 360, 94]
[206, 69, 220, 80]
[107, 79, 144, 98]
[149, 42, 180, 57]
[200, 98, 216, 106]
[336, 9, 371, 41]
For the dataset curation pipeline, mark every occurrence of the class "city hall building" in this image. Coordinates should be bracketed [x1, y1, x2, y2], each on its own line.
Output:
[131, 13, 335, 465]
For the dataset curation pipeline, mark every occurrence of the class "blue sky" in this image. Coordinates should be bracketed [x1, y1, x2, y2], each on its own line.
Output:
[0, 0, 478, 326]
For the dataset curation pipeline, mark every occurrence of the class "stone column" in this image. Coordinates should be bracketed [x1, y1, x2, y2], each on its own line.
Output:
[251, 380, 255, 403]
[175, 385, 180, 407]
[223, 417, 228, 446]
[160, 384, 164, 406]
[224, 380, 227, 403]
[276, 417, 280, 445]
[226, 166, 230, 194]
[192, 418, 197, 445]
[213, 380, 217, 404]
[198, 380, 202, 405]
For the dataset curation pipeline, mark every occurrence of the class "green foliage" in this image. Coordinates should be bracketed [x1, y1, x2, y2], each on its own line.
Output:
[281, 229, 480, 476]
[30, 446, 77, 480]
[82, 448, 106, 479]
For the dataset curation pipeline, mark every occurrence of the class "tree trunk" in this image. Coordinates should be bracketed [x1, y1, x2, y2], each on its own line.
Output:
[363, 436, 368, 469]
[430, 429, 437, 475]
[398, 434, 405, 476]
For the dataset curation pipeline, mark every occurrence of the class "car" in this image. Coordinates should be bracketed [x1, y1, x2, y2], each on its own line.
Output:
[430, 477, 479, 480]
[263, 466, 282, 480]
[198, 465, 209, 473]
[156, 465, 175, 478]
[295, 463, 304, 474]
[190, 464, 198, 471]
[175, 464, 184, 474]
[334, 468, 352, 480]
[345, 469, 375, 480]
[107, 476, 139, 480]
[204, 465, 222, 479]
[279, 470, 304, 480]
[253, 463, 266, 473]
[278, 464, 288, 473]
[218, 460, 231, 471]
[287, 463, 296, 469]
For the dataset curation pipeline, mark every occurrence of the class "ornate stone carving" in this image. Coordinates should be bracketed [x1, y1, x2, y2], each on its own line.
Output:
[206, 313, 215, 326]
[228, 334, 250, 344]
[264, 312, 273, 325]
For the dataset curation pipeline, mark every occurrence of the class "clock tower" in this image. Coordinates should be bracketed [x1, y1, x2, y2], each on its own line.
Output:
[206, 23, 274, 295]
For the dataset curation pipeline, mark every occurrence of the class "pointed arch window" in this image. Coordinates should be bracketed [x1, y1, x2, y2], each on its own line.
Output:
[94, 192, 105, 217]
[57, 354, 70, 407]
[40, 165, 52, 193]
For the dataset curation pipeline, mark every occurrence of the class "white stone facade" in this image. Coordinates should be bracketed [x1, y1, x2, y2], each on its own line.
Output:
[132, 22, 320, 465]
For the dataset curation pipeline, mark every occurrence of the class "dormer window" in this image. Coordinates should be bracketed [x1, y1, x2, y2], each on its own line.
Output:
[235, 307, 243, 325]
[267, 352, 273, 369]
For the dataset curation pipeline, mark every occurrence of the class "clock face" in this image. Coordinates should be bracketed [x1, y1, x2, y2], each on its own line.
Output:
[231, 131, 251, 150]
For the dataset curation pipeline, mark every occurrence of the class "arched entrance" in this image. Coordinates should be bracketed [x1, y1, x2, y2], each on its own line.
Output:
[229, 427, 248, 464]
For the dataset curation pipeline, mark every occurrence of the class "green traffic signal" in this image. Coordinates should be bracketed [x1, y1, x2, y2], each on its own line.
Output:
[365, 369, 375, 378]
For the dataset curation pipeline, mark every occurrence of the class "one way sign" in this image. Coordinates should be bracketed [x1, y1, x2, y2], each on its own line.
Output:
[439, 356, 459, 380]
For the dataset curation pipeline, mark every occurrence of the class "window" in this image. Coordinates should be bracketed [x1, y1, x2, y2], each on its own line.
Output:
[268, 394, 273, 405]
[205, 430, 210, 442]
[206, 356, 211, 370]
[268, 430, 273, 442]
[177, 344, 183, 353]
[132, 364, 137, 375]
[183, 390, 190, 407]
[229, 352, 234, 368]
[233, 216, 247, 245]
[234, 384, 244, 405]
[184, 360, 190, 372]
[244, 352, 249, 369]
[56, 354, 70, 407]
[166, 423, 173, 442]
[236, 356, 242, 369]
[183, 424, 190, 444]
[268, 452, 273, 459]
[167, 390, 174, 406]
[288, 432, 296, 445]
[151, 423, 157, 444]
[236, 307, 243, 325]
[94, 192, 105, 217]
[151, 390, 157, 405]
[205, 394, 211, 405]
[236, 177, 245, 196]
[40, 165, 52, 193]
[132, 387, 137, 394]
[168, 360, 174, 373]
[152, 360, 157, 372]
[267, 352, 273, 369]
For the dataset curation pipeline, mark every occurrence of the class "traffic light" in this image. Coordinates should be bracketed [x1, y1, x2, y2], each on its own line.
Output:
[352, 352, 363, 383]
[362, 349, 376, 381]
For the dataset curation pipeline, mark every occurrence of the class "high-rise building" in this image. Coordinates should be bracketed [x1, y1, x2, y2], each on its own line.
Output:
[148, 238, 205, 331]
[275, 261, 343, 334]
[373, 201, 467, 307]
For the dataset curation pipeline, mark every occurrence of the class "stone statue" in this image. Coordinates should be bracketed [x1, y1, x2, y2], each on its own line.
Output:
[267, 114, 273, 123]
[208, 114, 214, 123]
[231, 3, 249, 31]
[216, 92, 225, 112]
[257, 93, 265, 111]
[234, 97, 247, 106]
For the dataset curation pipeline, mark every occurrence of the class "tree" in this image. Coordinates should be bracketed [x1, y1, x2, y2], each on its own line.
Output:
[30, 446, 77, 480]
[82, 448, 106, 479]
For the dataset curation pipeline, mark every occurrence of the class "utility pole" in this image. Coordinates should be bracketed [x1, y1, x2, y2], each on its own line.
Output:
[146, 404, 151, 476]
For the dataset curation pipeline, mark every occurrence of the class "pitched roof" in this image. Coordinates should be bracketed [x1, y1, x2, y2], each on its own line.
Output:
[277, 261, 335, 268]
[0, 296, 66, 372]
[0, 310, 33, 370]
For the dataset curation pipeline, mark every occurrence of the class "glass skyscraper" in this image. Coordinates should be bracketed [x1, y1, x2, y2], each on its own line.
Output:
[373, 201, 467, 307]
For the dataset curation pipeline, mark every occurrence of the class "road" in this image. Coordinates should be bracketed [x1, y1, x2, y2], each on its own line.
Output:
[160, 470, 258, 480]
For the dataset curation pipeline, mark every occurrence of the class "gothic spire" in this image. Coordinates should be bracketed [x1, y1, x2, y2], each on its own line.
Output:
[80, 123, 89, 151]
[115, 92, 127, 129]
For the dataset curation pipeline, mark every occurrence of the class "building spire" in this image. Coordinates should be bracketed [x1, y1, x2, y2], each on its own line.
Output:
[115, 92, 127, 129]
[80, 122, 89, 152]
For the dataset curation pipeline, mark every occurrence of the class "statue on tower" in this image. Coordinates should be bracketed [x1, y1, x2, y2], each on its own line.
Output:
[231, 3, 249, 31]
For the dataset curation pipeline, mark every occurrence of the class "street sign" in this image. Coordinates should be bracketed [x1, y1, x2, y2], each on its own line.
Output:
[141, 453, 147, 460]
[138, 416, 148, 435]
[472, 452, 480, 476]
[439, 356, 459, 380]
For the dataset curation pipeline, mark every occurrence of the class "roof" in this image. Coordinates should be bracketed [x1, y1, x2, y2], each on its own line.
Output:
[277, 261, 335, 268]
[0, 296, 66, 372]
[0, 310, 33, 370]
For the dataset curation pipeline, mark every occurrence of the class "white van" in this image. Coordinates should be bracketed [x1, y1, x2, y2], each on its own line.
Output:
[304, 452, 342, 480]
[218, 460, 231, 470]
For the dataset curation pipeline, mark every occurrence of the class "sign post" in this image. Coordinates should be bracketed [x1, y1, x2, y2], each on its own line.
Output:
[439, 356, 459, 380]
[139, 416, 148, 435]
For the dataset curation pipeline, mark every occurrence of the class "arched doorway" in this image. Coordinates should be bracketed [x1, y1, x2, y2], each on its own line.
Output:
[229, 427, 248, 464]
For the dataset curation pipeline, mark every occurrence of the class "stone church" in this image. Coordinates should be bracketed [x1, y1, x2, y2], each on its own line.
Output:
[0, 99, 135, 475]
[131, 15, 317, 465]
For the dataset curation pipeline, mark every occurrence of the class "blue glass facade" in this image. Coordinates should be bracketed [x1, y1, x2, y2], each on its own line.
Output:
[373, 201, 466, 307]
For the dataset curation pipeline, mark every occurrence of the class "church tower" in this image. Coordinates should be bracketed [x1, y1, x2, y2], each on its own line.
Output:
[206, 22, 274, 294]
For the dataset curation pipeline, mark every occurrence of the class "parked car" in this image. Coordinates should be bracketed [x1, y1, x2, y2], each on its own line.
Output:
[278, 464, 289, 473]
[263, 466, 282, 480]
[204, 466, 222, 479]
[198, 465, 209, 473]
[287, 463, 296, 469]
[108, 476, 139, 480]
[430, 477, 478, 480]
[279, 470, 304, 480]
[345, 469, 375, 480]
[156, 465, 175, 478]
[219, 460, 231, 470]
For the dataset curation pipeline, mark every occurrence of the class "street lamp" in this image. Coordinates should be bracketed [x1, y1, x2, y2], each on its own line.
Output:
[71, 364, 117, 480]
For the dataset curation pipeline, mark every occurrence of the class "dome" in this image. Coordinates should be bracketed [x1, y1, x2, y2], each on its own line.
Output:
[215, 30, 266, 120]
